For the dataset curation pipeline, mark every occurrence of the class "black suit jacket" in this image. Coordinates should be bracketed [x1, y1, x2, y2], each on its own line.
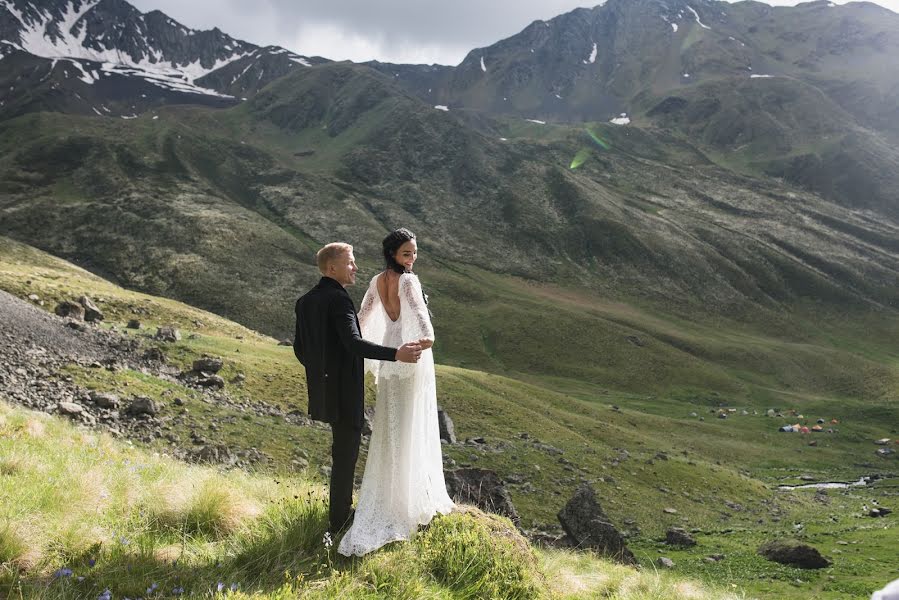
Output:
[294, 276, 396, 428]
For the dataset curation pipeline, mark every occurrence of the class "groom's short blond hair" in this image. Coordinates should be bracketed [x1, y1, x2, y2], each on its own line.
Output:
[316, 242, 353, 274]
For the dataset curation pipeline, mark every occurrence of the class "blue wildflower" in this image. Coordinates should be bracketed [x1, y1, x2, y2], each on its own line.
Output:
[216, 582, 225, 592]
[146, 582, 158, 594]
[89, 558, 97, 567]
[54, 567, 73, 578]
[98, 589, 112, 600]
[230, 583, 239, 592]
[172, 587, 184, 596]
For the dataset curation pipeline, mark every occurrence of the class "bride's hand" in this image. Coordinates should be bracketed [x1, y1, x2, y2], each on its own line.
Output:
[418, 338, 434, 350]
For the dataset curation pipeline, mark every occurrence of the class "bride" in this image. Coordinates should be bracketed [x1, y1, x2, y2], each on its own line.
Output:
[337, 228, 454, 557]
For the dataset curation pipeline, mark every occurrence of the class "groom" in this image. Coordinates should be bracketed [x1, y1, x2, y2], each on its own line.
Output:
[293, 242, 422, 532]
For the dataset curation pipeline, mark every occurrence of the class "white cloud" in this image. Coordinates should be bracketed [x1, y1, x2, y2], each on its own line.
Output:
[128, 0, 899, 66]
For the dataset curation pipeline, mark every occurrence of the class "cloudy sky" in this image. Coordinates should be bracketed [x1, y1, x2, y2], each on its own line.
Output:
[129, 0, 899, 65]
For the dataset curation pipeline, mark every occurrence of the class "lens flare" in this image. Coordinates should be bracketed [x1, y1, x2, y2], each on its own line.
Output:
[586, 127, 610, 150]
[569, 148, 591, 170]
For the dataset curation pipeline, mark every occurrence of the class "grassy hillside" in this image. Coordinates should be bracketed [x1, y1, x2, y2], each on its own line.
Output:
[1, 238, 897, 599]
[2, 400, 755, 600]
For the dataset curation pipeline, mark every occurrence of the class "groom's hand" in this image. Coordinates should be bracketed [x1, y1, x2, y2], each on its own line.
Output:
[396, 342, 422, 363]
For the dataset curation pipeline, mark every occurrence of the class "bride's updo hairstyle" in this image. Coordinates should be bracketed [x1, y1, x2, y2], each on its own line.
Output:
[382, 228, 416, 274]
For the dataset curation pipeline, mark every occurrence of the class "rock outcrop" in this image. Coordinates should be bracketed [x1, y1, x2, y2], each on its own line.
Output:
[557, 484, 636, 564]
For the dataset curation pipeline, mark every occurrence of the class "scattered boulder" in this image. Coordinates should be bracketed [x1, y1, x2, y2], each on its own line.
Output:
[758, 540, 830, 569]
[875, 438, 891, 445]
[278, 339, 292, 346]
[437, 408, 456, 444]
[90, 392, 120, 409]
[125, 396, 158, 417]
[666, 527, 697, 547]
[78, 296, 104, 322]
[876, 448, 896, 458]
[657, 557, 675, 569]
[869, 507, 892, 518]
[190, 444, 236, 466]
[57, 402, 84, 416]
[126, 319, 142, 329]
[444, 468, 520, 525]
[154, 326, 181, 342]
[557, 484, 636, 564]
[196, 375, 225, 389]
[193, 356, 223, 373]
[55, 301, 85, 321]
[142, 347, 166, 363]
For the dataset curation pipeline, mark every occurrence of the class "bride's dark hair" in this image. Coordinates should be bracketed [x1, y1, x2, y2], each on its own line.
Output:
[382, 228, 416, 274]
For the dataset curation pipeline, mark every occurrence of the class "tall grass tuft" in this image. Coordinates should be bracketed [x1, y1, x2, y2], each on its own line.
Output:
[415, 508, 546, 600]
[146, 476, 260, 538]
[0, 521, 30, 568]
[227, 488, 330, 584]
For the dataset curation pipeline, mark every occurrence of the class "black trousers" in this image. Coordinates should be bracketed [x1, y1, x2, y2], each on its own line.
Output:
[329, 419, 362, 531]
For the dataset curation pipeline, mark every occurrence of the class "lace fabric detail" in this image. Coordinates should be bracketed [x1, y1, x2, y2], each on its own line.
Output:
[360, 274, 432, 382]
[338, 272, 453, 557]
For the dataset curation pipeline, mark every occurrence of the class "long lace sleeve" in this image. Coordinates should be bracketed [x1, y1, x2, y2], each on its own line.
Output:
[358, 285, 376, 331]
[360, 275, 389, 381]
[400, 274, 434, 343]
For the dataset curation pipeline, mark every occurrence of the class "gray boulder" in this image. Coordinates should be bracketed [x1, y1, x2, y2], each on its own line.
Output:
[57, 402, 84, 416]
[557, 484, 636, 564]
[55, 301, 85, 321]
[444, 468, 520, 525]
[758, 540, 830, 569]
[666, 527, 697, 547]
[657, 557, 675, 569]
[125, 396, 158, 417]
[90, 392, 120, 409]
[196, 375, 225, 389]
[437, 408, 456, 444]
[193, 356, 223, 373]
[78, 296, 104, 322]
[142, 347, 166, 363]
[154, 326, 181, 342]
[126, 319, 142, 329]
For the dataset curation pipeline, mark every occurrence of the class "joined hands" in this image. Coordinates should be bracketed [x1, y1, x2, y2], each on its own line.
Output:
[395, 338, 434, 363]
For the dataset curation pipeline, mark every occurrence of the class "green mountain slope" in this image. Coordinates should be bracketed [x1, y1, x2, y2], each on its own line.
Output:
[1, 236, 896, 599]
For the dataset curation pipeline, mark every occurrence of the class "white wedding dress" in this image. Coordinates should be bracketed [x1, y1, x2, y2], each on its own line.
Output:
[337, 272, 454, 557]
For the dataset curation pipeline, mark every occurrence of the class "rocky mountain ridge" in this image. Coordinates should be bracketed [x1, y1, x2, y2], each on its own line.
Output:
[0, 0, 326, 117]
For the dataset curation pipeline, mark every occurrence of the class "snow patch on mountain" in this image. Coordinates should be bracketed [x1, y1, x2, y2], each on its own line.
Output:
[1, 0, 315, 98]
[1, 0, 246, 97]
[583, 42, 597, 64]
[687, 6, 711, 30]
[480, 56, 486, 72]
